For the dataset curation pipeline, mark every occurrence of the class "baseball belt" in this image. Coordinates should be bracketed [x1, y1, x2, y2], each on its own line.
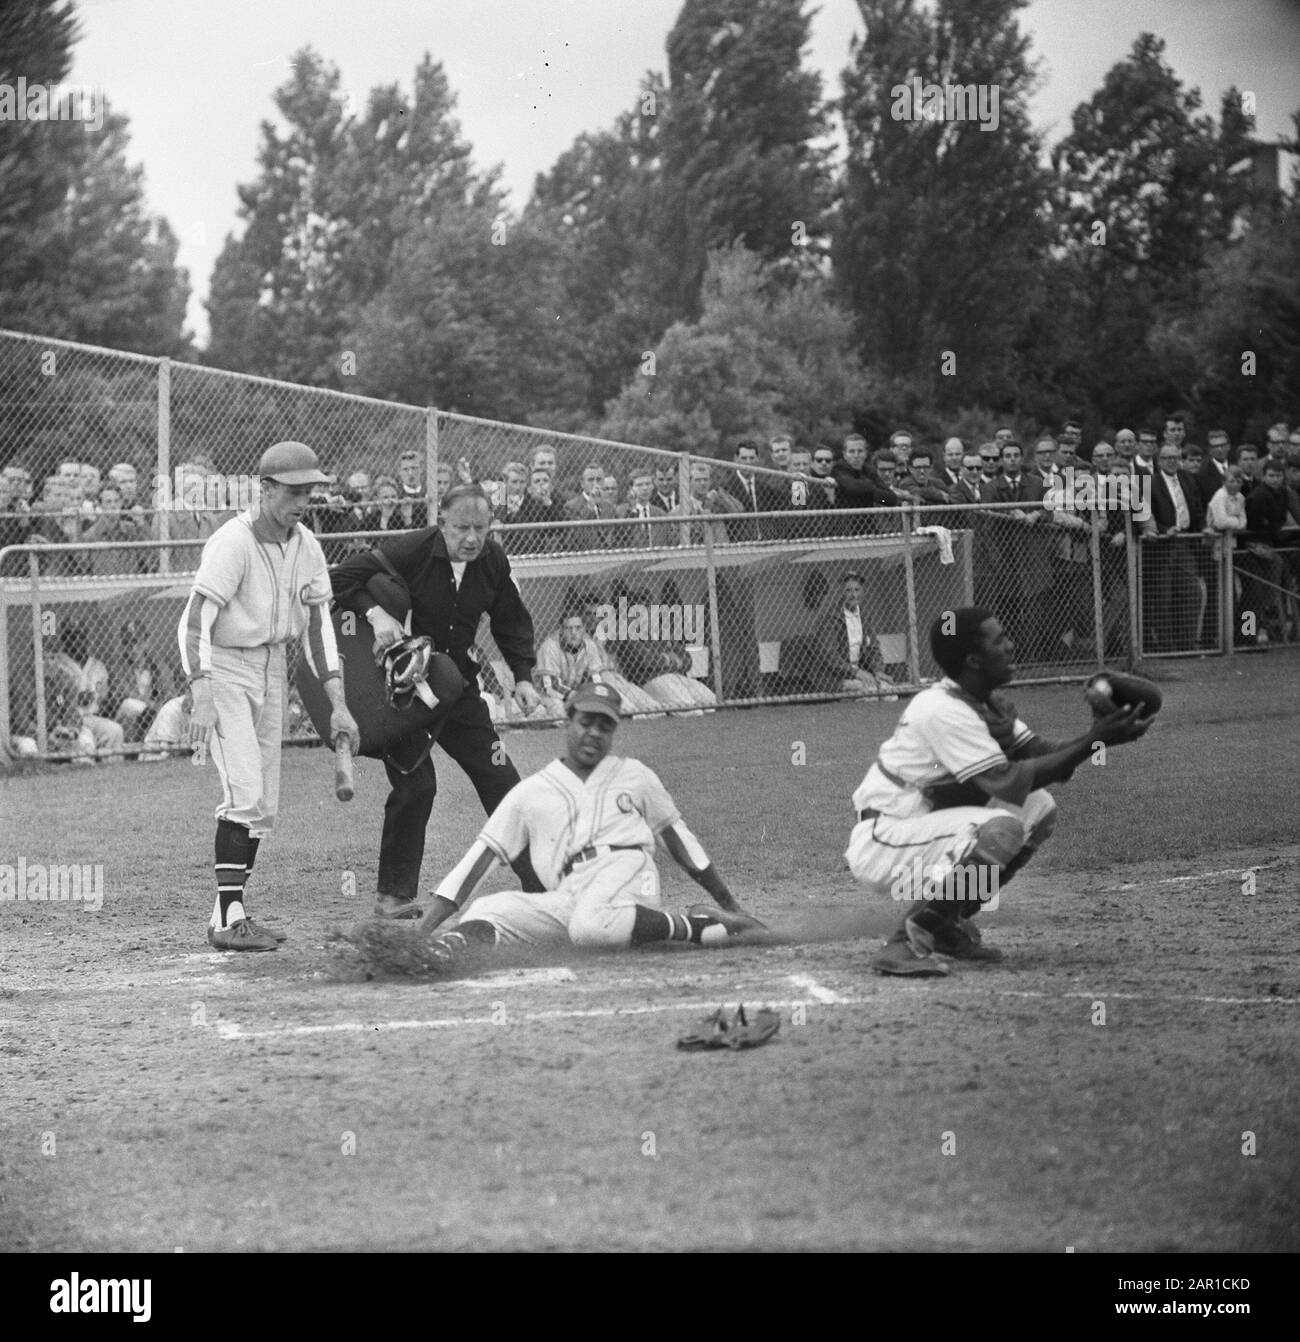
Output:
[561, 844, 643, 878]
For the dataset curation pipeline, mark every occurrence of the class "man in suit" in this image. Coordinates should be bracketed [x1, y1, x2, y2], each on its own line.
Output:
[725, 440, 781, 541]
[993, 441, 1052, 660]
[515, 465, 568, 553]
[564, 460, 614, 549]
[395, 449, 429, 529]
[1197, 429, 1231, 507]
[937, 437, 964, 492]
[834, 435, 891, 535]
[615, 469, 670, 548]
[651, 463, 679, 515]
[816, 572, 896, 697]
[1140, 444, 1207, 651]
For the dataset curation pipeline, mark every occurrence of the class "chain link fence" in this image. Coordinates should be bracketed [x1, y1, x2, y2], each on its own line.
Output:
[6, 326, 1298, 763]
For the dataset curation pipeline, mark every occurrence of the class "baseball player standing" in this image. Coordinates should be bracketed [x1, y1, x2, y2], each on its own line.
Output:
[412, 681, 764, 968]
[180, 442, 359, 951]
[330, 483, 545, 918]
[846, 607, 1151, 975]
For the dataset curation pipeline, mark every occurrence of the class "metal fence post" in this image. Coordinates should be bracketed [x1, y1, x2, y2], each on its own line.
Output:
[157, 357, 171, 575]
[0, 575, 9, 743]
[1126, 534, 1142, 668]
[1089, 518, 1105, 667]
[678, 451, 692, 550]
[27, 551, 47, 753]
[1222, 536, 1236, 657]
[701, 518, 725, 702]
[426, 406, 439, 519]
[900, 507, 922, 685]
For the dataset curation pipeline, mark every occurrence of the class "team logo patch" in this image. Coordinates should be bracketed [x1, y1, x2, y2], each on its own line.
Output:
[299, 583, 315, 604]
[616, 792, 636, 813]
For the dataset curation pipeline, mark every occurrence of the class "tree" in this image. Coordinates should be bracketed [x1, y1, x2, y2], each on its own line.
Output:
[1047, 36, 1259, 422]
[658, 0, 833, 317]
[524, 85, 674, 418]
[835, 0, 1051, 411]
[601, 245, 876, 452]
[0, 0, 189, 354]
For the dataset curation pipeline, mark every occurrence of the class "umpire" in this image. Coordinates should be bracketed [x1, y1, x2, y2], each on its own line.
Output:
[331, 482, 544, 917]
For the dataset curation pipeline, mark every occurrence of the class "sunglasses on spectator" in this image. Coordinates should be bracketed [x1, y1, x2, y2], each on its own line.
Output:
[813, 455, 833, 463]
[979, 454, 999, 463]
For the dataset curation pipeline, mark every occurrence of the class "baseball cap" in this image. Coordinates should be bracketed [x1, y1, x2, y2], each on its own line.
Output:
[257, 441, 333, 486]
[567, 681, 623, 724]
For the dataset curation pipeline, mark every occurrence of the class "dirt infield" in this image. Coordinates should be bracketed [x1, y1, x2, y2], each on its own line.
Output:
[2, 654, 1298, 1252]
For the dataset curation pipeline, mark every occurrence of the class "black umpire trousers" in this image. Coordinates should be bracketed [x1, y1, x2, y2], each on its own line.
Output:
[378, 689, 542, 899]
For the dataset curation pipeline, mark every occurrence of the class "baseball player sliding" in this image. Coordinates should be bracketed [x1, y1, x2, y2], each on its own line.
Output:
[411, 680, 765, 969]
[180, 442, 359, 951]
[847, 606, 1152, 975]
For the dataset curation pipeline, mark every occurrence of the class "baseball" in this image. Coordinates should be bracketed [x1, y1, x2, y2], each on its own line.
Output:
[1084, 677, 1113, 712]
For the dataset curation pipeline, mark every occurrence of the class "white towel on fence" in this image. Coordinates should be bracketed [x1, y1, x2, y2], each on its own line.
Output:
[914, 525, 954, 564]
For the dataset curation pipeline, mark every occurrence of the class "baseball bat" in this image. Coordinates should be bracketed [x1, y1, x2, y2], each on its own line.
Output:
[334, 733, 355, 802]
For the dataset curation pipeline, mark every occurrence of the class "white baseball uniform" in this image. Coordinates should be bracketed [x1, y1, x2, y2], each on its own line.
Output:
[845, 677, 1057, 905]
[178, 511, 338, 836]
[435, 753, 705, 948]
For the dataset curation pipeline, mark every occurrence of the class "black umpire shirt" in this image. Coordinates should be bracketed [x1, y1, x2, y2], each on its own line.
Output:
[330, 528, 537, 688]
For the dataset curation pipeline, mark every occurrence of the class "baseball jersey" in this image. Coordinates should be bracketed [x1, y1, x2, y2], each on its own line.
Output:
[534, 633, 608, 693]
[478, 755, 681, 889]
[182, 512, 332, 668]
[853, 678, 1035, 818]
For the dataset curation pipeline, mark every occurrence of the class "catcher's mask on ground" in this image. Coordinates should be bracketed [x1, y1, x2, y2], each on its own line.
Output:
[384, 636, 438, 710]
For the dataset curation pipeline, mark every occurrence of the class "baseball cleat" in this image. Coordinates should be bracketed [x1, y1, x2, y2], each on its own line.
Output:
[244, 918, 288, 943]
[931, 917, 1003, 963]
[374, 893, 424, 920]
[207, 919, 279, 952]
[872, 921, 950, 976]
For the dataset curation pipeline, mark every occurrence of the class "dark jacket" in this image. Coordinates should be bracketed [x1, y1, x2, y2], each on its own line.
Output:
[816, 604, 884, 678]
[331, 529, 537, 685]
[1149, 469, 1206, 535]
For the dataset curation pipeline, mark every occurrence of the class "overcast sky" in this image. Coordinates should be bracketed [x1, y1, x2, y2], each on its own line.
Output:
[69, 0, 1300, 347]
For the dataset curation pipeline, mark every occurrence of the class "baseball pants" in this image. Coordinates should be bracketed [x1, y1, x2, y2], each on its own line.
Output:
[209, 643, 285, 838]
[845, 789, 1058, 910]
[465, 849, 659, 949]
[378, 689, 540, 899]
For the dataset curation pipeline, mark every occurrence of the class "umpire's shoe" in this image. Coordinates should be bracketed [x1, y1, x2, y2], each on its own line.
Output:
[207, 918, 279, 952]
[374, 893, 424, 920]
[871, 917, 950, 976]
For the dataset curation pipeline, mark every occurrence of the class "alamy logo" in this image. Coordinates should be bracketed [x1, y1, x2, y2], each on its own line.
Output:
[152, 468, 258, 514]
[50, 1274, 151, 1322]
[0, 858, 104, 910]
[0, 79, 103, 131]
[1051, 468, 1152, 522]
[593, 597, 704, 644]
[890, 858, 1000, 911]
[890, 78, 1000, 132]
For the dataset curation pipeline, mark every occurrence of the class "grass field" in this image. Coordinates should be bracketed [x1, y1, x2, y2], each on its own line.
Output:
[1, 651, 1298, 1252]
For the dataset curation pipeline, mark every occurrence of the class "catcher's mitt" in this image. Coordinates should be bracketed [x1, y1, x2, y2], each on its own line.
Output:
[1084, 670, 1162, 719]
[676, 1005, 781, 1052]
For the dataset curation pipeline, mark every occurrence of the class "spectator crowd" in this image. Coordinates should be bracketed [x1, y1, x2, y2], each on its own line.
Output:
[4, 412, 1300, 762]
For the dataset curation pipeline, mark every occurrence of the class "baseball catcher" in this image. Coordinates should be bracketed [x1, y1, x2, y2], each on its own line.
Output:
[350, 680, 768, 975]
[846, 607, 1154, 975]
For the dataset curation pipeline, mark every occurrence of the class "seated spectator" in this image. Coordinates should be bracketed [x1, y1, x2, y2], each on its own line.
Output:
[83, 483, 145, 574]
[533, 612, 661, 717]
[110, 619, 175, 742]
[46, 624, 125, 759]
[139, 690, 192, 760]
[816, 572, 897, 698]
[603, 587, 716, 711]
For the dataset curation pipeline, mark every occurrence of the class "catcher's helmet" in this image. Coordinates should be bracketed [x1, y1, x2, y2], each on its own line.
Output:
[384, 635, 437, 710]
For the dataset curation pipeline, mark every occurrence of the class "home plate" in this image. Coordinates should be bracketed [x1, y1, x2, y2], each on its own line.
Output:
[460, 966, 578, 990]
